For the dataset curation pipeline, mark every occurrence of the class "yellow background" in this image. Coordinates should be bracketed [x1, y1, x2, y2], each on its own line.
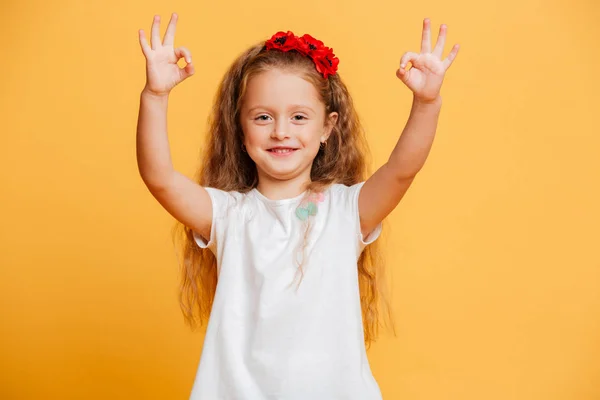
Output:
[1, 0, 599, 398]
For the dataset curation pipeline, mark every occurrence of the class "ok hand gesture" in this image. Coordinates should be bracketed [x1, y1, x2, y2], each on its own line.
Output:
[138, 13, 195, 97]
[396, 18, 460, 103]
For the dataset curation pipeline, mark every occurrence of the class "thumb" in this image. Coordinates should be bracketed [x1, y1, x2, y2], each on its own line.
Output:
[180, 62, 195, 81]
[396, 66, 410, 83]
[174, 46, 195, 82]
[396, 51, 419, 83]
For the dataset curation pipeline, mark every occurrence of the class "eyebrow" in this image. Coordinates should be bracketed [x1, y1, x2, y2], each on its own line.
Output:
[247, 105, 316, 114]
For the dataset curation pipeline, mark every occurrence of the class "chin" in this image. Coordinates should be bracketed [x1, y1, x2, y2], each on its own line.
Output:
[263, 167, 303, 181]
[258, 161, 310, 181]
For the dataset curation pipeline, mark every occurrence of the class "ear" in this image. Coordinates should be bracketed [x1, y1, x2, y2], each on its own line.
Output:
[321, 111, 339, 143]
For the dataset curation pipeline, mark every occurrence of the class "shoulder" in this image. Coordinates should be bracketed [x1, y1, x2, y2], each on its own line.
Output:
[327, 182, 366, 206]
[203, 187, 257, 218]
[319, 182, 366, 222]
[327, 181, 382, 248]
[204, 187, 248, 202]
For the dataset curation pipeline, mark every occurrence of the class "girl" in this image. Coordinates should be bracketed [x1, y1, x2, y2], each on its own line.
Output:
[137, 13, 459, 400]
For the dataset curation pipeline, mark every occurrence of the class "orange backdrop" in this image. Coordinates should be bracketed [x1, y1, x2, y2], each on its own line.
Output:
[1, 0, 599, 399]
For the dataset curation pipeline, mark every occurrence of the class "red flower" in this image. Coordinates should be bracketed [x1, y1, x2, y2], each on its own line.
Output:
[299, 34, 324, 52]
[299, 34, 339, 78]
[310, 47, 339, 79]
[265, 31, 309, 55]
[264, 31, 339, 78]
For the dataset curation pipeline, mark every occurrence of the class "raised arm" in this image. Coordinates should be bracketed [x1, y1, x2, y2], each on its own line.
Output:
[359, 18, 460, 237]
[136, 13, 212, 241]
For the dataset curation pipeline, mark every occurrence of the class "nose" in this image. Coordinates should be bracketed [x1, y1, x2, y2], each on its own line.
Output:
[270, 118, 290, 140]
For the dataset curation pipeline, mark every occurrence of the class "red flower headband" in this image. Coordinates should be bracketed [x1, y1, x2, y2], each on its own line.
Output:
[264, 31, 339, 79]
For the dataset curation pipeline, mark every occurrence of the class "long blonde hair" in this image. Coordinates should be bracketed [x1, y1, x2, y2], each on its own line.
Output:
[171, 41, 393, 346]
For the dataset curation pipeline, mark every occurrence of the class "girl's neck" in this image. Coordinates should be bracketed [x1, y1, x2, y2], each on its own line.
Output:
[256, 175, 310, 201]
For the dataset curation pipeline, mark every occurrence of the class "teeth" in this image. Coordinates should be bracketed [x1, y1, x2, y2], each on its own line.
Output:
[272, 149, 293, 153]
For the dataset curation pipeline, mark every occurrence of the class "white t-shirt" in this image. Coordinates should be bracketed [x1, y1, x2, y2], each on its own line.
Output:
[190, 182, 383, 399]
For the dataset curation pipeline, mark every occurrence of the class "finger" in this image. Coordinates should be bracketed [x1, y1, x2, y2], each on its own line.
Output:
[175, 46, 193, 64]
[179, 62, 195, 82]
[163, 13, 178, 47]
[421, 18, 431, 53]
[139, 29, 151, 57]
[396, 67, 411, 83]
[442, 44, 460, 70]
[399, 52, 419, 71]
[151, 15, 161, 50]
[432, 24, 447, 59]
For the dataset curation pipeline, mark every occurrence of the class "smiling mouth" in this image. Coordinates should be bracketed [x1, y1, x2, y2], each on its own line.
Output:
[267, 148, 298, 154]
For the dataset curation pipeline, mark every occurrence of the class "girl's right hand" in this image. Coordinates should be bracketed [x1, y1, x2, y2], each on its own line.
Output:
[138, 13, 195, 97]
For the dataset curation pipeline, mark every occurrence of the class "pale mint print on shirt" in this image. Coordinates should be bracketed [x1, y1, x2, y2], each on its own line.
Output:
[295, 192, 326, 221]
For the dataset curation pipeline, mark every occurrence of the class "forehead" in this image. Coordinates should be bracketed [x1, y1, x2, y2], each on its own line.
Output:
[242, 69, 323, 111]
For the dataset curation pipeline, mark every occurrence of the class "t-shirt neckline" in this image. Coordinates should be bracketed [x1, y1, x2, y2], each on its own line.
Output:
[251, 188, 308, 206]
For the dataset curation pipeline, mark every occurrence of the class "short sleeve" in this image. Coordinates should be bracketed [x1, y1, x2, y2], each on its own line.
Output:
[340, 182, 383, 251]
[191, 187, 238, 254]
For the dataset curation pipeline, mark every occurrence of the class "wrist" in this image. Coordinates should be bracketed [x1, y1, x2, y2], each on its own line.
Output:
[413, 95, 442, 107]
[141, 86, 170, 100]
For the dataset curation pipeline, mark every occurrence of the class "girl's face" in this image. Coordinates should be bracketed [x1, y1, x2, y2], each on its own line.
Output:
[240, 69, 338, 187]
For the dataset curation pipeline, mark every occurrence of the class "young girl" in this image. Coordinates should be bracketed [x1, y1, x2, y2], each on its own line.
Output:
[137, 13, 459, 399]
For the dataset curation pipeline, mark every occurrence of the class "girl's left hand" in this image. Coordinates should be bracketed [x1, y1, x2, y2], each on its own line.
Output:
[396, 18, 460, 103]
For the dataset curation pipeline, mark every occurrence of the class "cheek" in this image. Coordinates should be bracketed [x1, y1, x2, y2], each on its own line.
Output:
[243, 125, 267, 146]
[299, 128, 323, 148]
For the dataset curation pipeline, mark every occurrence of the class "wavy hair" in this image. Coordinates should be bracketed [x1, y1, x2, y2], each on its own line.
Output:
[171, 41, 393, 347]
